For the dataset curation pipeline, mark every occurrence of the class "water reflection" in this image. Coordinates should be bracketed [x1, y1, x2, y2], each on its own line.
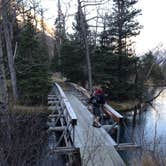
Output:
[122, 88, 166, 163]
[144, 89, 166, 151]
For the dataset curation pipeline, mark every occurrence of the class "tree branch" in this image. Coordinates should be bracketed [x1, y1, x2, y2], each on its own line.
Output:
[145, 88, 166, 104]
[86, 16, 101, 22]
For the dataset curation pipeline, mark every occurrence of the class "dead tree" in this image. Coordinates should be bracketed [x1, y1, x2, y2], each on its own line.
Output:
[0, 23, 8, 114]
[0, 7, 11, 164]
[54, 0, 66, 71]
[2, 0, 18, 101]
[40, 8, 45, 36]
[77, 0, 93, 91]
[29, 0, 41, 31]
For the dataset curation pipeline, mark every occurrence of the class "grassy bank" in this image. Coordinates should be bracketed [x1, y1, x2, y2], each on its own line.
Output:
[109, 100, 139, 112]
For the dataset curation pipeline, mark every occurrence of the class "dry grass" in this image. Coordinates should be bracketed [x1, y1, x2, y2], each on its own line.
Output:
[11, 105, 47, 113]
[141, 153, 158, 166]
[109, 100, 139, 112]
[51, 72, 66, 83]
[131, 152, 166, 166]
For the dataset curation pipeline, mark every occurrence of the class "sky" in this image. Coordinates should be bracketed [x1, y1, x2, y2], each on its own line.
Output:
[41, 0, 166, 55]
[135, 0, 166, 54]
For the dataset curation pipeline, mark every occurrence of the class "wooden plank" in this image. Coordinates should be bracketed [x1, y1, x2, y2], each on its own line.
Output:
[48, 95, 56, 98]
[104, 104, 123, 123]
[52, 83, 78, 147]
[70, 83, 90, 98]
[48, 101, 59, 105]
[65, 93, 125, 166]
[104, 104, 123, 118]
[50, 147, 80, 154]
[48, 114, 65, 118]
[53, 83, 77, 125]
[48, 126, 66, 132]
[117, 143, 141, 151]
[54, 83, 67, 99]
[48, 98, 58, 102]
[64, 101, 77, 125]
[103, 109, 121, 123]
[48, 96, 58, 99]
[71, 82, 123, 122]
[48, 106, 57, 111]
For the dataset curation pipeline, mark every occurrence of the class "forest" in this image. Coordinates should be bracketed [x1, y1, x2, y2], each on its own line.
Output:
[0, 0, 166, 165]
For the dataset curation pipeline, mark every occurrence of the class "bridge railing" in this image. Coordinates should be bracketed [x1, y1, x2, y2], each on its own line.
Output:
[70, 82, 123, 144]
[70, 83, 140, 149]
[103, 104, 123, 123]
[54, 83, 77, 125]
[48, 83, 77, 147]
[70, 83, 123, 120]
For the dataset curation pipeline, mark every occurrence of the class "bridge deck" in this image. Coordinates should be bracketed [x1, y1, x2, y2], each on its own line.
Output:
[65, 92, 125, 166]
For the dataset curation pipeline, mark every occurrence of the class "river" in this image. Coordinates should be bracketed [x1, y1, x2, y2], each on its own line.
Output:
[121, 88, 166, 165]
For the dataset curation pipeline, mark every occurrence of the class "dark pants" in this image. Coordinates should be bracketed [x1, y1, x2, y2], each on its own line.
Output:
[93, 106, 101, 117]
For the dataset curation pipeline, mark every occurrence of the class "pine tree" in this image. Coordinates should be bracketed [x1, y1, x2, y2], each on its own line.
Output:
[16, 16, 51, 104]
[140, 52, 164, 83]
[95, 0, 142, 100]
[51, 4, 92, 87]
[60, 37, 86, 85]
[54, 0, 66, 72]
[106, 0, 142, 55]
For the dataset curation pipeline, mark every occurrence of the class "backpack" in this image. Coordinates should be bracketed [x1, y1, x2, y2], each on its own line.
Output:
[96, 94, 105, 104]
[91, 96, 98, 104]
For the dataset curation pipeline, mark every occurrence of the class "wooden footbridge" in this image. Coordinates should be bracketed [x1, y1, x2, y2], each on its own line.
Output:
[47, 82, 126, 166]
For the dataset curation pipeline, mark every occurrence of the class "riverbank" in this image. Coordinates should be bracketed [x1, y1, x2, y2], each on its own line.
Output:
[109, 100, 139, 112]
[0, 105, 49, 166]
[110, 86, 166, 113]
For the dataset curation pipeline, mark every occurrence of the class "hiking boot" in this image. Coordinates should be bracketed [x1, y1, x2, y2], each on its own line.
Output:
[92, 121, 101, 128]
[96, 122, 101, 127]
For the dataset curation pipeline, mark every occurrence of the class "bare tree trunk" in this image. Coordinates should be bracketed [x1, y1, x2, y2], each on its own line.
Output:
[0, 2, 8, 113]
[85, 35, 93, 92]
[0, 30, 8, 113]
[2, 0, 18, 101]
[78, 0, 92, 92]
[57, 0, 62, 69]
[0, 11, 11, 165]
[54, 0, 66, 75]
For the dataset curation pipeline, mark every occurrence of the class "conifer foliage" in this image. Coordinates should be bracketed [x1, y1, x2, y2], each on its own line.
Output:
[60, 38, 86, 84]
[105, 0, 142, 55]
[16, 16, 51, 104]
[94, 0, 142, 100]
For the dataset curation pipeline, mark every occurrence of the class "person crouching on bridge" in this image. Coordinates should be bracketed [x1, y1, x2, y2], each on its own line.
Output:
[89, 87, 105, 128]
